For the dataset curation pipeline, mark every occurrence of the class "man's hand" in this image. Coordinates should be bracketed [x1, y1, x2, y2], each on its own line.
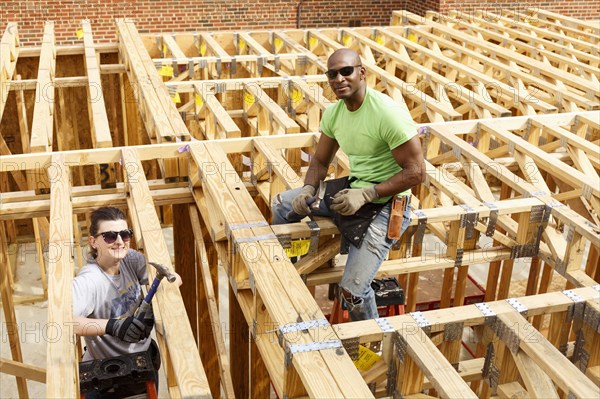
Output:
[105, 316, 145, 343]
[291, 185, 316, 216]
[330, 186, 379, 215]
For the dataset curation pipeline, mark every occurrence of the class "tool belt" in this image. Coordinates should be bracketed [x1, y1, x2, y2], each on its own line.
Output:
[387, 195, 411, 240]
[323, 177, 388, 249]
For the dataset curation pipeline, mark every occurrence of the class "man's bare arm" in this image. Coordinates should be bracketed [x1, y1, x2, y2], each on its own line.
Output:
[304, 134, 339, 188]
[375, 135, 425, 197]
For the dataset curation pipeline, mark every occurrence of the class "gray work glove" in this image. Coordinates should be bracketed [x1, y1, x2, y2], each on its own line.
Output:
[291, 185, 316, 216]
[106, 316, 146, 343]
[330, 186, 379, 216]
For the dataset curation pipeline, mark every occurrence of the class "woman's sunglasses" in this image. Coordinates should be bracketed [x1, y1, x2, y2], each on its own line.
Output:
[94, 229, 134, 244]
[325, 64, 362, 79]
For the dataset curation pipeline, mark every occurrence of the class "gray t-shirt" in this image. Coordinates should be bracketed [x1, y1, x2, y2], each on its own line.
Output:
[73, 249, 151, 361]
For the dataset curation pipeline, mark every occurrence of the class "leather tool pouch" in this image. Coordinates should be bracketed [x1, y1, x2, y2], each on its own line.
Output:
[323, 177, 387, 249]
[387, 195, 409, 240]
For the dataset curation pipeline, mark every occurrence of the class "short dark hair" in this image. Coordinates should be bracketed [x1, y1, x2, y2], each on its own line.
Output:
[89, 207, 127, 259]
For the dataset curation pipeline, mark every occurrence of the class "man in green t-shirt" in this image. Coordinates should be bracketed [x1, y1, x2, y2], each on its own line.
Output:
[272, 48, 424, 321]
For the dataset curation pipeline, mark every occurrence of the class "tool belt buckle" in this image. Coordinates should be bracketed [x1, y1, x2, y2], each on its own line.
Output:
[387, 195, 408, 240]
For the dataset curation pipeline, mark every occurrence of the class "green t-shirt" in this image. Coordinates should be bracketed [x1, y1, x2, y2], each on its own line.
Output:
[320, 87, 417, 203]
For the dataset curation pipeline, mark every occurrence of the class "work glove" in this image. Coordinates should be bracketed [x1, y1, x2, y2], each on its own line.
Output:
[105, 316, 146, 343]
[330, 186, 379, 216]
[139, 308, 155, 339]
[291, 185, 316, 216]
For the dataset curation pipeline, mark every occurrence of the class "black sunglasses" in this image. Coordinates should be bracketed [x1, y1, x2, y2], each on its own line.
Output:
[94, 229, 134, 244]
[325, 64, 362, 79]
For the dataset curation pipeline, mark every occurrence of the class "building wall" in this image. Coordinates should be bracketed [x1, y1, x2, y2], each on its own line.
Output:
[1, 0, 597, 46]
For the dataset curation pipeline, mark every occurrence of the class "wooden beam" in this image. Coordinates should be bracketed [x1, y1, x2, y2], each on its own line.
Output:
[121, 147, 211, 397]
[396, 326, 478, 398]
[30, 22, 56, 155]
[494, 309, 597, 398]
[0, 358, 46, 383]
[82, 21, 112, 148]
[0, 23, 19, 122]
[45, 153, 78, 398]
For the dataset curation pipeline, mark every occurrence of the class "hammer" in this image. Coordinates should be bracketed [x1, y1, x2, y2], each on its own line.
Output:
[135, 261, 177, 320]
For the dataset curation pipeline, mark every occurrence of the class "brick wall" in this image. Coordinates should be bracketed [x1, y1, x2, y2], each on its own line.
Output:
[0, 0, 404, 45]
[1, 0, 597, 46]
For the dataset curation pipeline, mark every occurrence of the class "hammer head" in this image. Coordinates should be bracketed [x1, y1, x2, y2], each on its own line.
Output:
[148, 261, 177, 282]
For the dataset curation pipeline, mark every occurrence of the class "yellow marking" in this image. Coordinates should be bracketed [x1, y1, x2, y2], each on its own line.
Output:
[353, 345, 381, 371]
[243, 91, 255, 106]
[274, 37, 283, 52]
[291, 88, 303, 104]
[76, 29, 84, 39]
[284, 239, 311, 258]
[199, 41, 207, 56]
[159, 65, 174, 77]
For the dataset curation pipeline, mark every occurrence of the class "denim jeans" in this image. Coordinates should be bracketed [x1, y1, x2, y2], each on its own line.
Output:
[272, 187, 412, 321]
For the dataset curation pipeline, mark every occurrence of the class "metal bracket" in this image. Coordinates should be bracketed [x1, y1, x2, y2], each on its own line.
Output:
[257, 56, 265, 75]
[452, 144, 462, 160]
[529, 204, 547, 223]
[459, 204, 478, 240]
[215, 57, 222, 77]
[276, 234, 292, 249]
[475, 302, 497, 325]
[413, 210, 427, 245]
[376, 317, 395, 333]
[482, 343, 500, 390]
[455, 248, 464, 267]
[249, 271, 256, 294]
[572, 329, 589, 372]
[227, 221, 268, 236]
[483, 202, 498, 237]
[393, 331, 407, 362]
[188, 60, 195, 77]
[506, 298, 528, 316]
[583, 302, 600, 333]
[582, 184, 593, 200]
[284, 340, 343, 368]
[410, 311, 431, 335]
[278, 318, 329, 336]
[235, 233, 277, 245]
[341, 337, 360, 360]
[444, 322, 464, 341]
[274, 55, 280, 72]
[496, 320, 520, 354]
[386, 357, 397, 397]
[230, 56, 237, 75]
[306, 220, 320, 256]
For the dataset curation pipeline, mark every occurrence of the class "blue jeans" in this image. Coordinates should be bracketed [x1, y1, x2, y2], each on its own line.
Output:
[272, 187, 412, 321]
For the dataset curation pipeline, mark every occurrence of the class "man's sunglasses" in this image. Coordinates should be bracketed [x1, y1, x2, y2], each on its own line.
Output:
[325, 65, 362, 79]
[94, 229, 134, 244]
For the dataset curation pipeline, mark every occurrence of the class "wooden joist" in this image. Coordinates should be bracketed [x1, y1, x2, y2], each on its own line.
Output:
[1, 13, 599, 398]
[121, 147, 211, 397]
[45, 153, 78, 398]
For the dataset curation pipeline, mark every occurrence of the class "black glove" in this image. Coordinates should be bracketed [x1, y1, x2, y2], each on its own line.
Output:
[105, 316, 145, 343]
[138, 309, 155, 339]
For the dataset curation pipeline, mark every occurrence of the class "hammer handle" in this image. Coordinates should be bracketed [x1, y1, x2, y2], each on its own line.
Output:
[135, 276, 161, 319]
